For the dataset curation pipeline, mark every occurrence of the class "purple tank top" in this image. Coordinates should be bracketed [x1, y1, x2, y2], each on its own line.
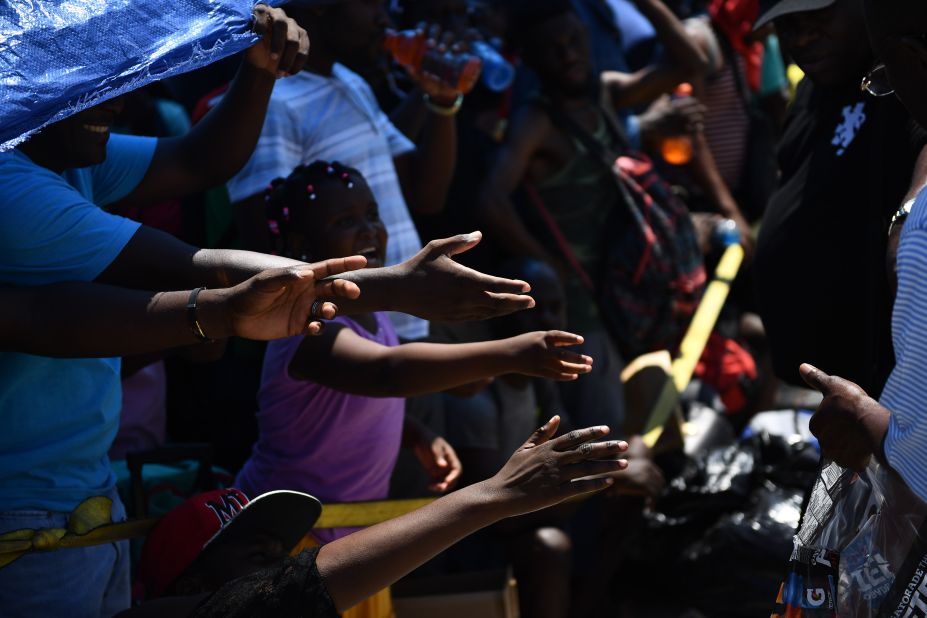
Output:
[236, 313, 404, 542]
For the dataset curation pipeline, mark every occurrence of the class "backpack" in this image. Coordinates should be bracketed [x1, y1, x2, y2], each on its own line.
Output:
[526, 102, 706, 359]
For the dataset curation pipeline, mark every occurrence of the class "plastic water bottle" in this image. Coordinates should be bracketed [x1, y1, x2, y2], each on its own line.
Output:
[713, 218, 742, 249]
[470, 39, 515, 92]
[383, 29, 483, 94]
[660, 82, 695, 166]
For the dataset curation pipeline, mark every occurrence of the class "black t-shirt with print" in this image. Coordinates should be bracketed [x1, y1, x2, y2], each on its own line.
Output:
[755, 78, 927, 396]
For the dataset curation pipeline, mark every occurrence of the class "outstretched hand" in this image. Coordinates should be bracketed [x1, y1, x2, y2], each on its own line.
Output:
[248, 5, 310, 78]
[511, 331, 593, 381]
[483, 416, 629, 518]
[800, 363, 891, 471]
[396, 232, 536, 322]
[222, 257, 365, 340]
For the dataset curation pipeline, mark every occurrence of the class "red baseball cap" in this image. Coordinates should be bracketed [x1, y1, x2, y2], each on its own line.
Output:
[139, 488, 322, 599]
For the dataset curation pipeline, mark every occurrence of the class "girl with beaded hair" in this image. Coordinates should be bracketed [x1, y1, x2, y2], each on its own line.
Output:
[235, 160, 598, 616]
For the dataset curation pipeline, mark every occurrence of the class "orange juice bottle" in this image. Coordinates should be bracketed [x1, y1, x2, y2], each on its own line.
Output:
[660, 83, 694, 166]
[384, 29, 482, 94]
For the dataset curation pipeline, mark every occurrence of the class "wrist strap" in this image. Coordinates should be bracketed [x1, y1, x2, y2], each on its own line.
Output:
[186, 287, 215, 343]
[423, 93, 463, 116]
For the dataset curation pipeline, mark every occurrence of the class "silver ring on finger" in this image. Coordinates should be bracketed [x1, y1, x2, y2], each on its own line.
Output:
[310, 299, 324, 319]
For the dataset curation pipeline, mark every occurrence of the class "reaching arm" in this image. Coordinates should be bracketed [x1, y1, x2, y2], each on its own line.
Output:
[0, 267, 359, 357]
[603, 0, 709, 109]
[289, 324, 592, 397]
[479, 107, 561, 263]
[116, 419, 628, 617]
[118, 6, 309, 207]
[318, 418, 626, 611]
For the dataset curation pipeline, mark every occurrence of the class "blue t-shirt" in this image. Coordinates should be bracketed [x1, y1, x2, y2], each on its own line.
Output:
[0, 134, 155, 512]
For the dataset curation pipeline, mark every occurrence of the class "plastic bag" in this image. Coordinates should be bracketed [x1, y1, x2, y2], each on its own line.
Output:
[772, 461, 927, 617]
[619, 434, 819, 617]
[0, 0, 272, 151]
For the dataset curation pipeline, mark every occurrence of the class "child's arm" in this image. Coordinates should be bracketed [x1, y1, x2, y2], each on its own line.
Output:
[289, 325, 593, 398]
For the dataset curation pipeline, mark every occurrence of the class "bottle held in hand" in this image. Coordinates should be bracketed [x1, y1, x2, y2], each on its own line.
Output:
[384, 29, 483, 93]
[660, 82, 695, 166]
[470, 39, 515, 92]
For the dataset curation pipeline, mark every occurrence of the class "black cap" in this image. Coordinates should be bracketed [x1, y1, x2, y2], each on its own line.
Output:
[754, 0, 837, 30]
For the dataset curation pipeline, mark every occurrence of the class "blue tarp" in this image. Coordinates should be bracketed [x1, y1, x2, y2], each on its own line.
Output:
[0, 0, 270, 151]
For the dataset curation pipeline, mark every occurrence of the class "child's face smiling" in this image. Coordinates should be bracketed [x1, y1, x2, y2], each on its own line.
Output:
[303, 175, 387, 268]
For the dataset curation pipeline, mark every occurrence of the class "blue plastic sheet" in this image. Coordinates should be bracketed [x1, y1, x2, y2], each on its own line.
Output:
[0, 0, 272, 151]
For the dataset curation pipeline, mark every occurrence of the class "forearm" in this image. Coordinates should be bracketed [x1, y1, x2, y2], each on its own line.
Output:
[317, 482, 503, 612]
[390, 88, 430, 140]
[404, 106, 457, 215]
[688, 130, 743, 219]
[178, 63, 277, 188]
[190, 248, 303, 289]
[0, 284, 240, 357]
[375, 339, 517, 396]
[633, 0, 708, 76]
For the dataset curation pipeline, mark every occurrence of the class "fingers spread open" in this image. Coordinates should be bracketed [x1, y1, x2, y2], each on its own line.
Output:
[561, 477, 614, 499]
[552, 426, 610, 451]
[429, 232, 483, 258]
[555, 351, 593, 369]
[562, 459, 628, 482]
[482, 292, 536, 315]
[309, 256, 367, 279]
[313, 278, 361, 300]
[545, 331, 584, 347]
[559, 440, 628, 464]
[522, 415, 561, 449]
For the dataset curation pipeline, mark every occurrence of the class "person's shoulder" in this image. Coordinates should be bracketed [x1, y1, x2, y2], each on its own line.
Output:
[507, 102, 553, 142]
[0, 150, 78, 200]
[333, 64, 377, 99]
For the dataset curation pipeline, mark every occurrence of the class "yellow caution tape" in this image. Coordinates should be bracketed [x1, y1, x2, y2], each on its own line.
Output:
[642, 243, 744, 449]
[0, 497, 158, 568]
[0, 496, 435, 567]
[315, 498, 437, 529]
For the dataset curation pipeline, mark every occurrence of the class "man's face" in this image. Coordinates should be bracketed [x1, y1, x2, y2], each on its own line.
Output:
[526, 13, 591, 96]
[27, 97, 124, 169]
[325, 0, 390, 68]
[864, 0, 927, 129]
[775, 0, 872, 88]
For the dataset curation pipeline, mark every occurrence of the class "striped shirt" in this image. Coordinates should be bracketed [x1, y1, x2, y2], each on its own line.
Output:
[227, 65, 428, 340]
[881, 186, 927, 502]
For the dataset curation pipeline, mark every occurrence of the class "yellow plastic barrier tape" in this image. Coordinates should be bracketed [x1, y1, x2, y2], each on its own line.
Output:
[315, 498, 436, 529]
[0, 496, 435, 567]
[0, 497, 158, 568]
[642, 243, 744, 449]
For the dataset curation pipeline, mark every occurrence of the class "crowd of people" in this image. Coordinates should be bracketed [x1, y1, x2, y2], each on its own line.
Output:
[1, 0, 927, 616]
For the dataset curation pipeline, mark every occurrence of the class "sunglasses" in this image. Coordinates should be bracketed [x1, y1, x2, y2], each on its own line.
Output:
[861, 34, 927, 98]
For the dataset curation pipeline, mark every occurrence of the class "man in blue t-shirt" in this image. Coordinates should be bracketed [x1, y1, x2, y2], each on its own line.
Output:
[0, 5, 535, 615]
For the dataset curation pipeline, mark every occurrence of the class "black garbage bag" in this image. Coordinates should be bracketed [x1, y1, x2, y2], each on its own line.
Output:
[618, 433, 820, 618]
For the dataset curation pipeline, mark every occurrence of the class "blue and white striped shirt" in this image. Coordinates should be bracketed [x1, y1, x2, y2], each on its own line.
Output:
[881, 186, 927, 502]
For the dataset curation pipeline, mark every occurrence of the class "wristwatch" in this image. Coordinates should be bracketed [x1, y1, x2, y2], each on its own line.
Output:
[889, 198, 916, 237]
